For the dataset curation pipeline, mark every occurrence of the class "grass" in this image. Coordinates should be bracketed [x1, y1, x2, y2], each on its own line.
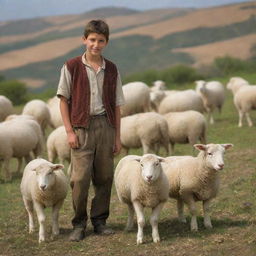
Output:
[1, 86, 256, 256]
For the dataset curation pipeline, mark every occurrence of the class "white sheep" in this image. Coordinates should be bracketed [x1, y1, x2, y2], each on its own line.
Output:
[22, 99, 52, 136]
[121, 112, 170, 155]
[150, 90, 166, 112]
[0, 119, 44, 181]
[47, 126, 70, 165]
[151, 80, 167, 91]
[20, 158, 68, 243]
[163, 143, 233, 231]
[158, 89, 205, 114]
[0, 95, 14, 122]
[5, 114, 36, 122]
[163, 111, 207, 153]
[195, 80, 225, 124]
[121, 82, 150, 117]
[47, 96, 63, 128]
[226, 77, 256, 127]
[115, 154, 169, 244]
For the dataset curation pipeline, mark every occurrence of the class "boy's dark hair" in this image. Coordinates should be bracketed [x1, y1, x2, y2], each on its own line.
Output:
[84, 20, 109, 42]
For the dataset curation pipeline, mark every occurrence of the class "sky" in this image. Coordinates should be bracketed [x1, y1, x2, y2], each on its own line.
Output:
[0, 0, 253, 22]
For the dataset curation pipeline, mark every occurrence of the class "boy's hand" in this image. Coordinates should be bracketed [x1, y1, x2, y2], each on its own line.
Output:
[67, 131, 79, 149]
[113, 137, 121, 155]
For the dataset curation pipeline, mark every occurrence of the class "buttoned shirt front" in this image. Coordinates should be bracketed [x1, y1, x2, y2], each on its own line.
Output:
[57, 53, 125, 115]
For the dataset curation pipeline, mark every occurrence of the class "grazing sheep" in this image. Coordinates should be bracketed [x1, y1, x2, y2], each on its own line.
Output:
[0, 119, 44, 181]
[121, 112, 170, 155]
[121, 82, 150, 117]
[47, 96, 63, 128]
[163, 111, 207, 153]
[22, 99, 51, 136]
[47, 126, 70, 164]
[151, 80, 167, 91]
[195, 80, 225, 124]
[0, 95, 13, 122]
[20, 158, 68, 243]
[226, 77, 256, 127]
[115, 154, 169, 244]
[150, 90, 166, 112]
[158, 90, 205, 114]
[163, 143, 233, 231]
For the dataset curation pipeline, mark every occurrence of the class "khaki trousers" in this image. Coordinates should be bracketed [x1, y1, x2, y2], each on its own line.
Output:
[70, 115, 115, 228]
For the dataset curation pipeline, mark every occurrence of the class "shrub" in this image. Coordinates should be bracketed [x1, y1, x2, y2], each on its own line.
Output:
[0, 80, 28, 105]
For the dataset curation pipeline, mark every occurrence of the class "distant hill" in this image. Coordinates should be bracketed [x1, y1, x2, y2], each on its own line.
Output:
[0, 2, 255, 91]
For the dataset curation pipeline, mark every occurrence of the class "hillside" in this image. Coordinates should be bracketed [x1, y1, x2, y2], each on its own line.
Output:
[0, 2, 255, 90]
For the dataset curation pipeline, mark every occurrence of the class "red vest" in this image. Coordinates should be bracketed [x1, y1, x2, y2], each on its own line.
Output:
[66, 55, 117, 128]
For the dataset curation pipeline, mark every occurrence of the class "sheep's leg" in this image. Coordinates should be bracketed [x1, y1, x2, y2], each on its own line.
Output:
[34, 201, 46, 243]
[150, 202, 164, 243]
[245, 112, 253, 127]
[52, 200, 63, 236]
[125, 203, 135, 231]
[209, 113, 214, 124]
[3, 158, 11, 182]
[141, 140, 151, 154]
[238, 110, 244, 127]
[203, 199, 212, 229]
[24, 154, 32, 163]
[177, 199, 186, 223]
[23, 197, 35, 233]
[133, 201, 145, 245]
[15, 158, 23, 174]
[47, 148, 56, 163]
[184, 195, 198, 231]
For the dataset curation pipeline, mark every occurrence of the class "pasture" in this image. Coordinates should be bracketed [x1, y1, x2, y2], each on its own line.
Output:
[1, 77, 256, 256]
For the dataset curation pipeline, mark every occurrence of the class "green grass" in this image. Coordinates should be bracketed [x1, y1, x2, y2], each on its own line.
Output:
[1, 87, 256, 256]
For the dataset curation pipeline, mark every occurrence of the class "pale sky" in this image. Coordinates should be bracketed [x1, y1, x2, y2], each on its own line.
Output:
[0, 0, 253, 21]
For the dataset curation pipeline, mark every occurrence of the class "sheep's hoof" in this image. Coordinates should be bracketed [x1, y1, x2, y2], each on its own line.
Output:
[38, 237, 45, 244]
[153, 237, 160, 243]
[29, 228, 35, 234]
[137, 238, 143, 245]
[204, 224, 213, 229]
[124, 226, 134, 232]
[179, 218, 187, 223]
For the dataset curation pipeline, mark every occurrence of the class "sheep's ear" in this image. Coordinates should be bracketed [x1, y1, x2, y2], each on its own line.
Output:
[51, 164, 64, 171]
[194, 144, 207, 151]
[157, 157, 165, 162]
[134, 157, 142, 163]
[221, 144, 233, 150]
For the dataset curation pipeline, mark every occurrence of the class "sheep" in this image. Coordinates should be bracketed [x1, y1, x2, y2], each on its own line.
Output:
[226, 77, 256, 127]
[0, 119, 44, 181]
[151, 80, 167, 91]
[163, 111, 207, 153]
[121, 112, 170, 155]
[20, 158, 68, 243]
[158, 89, 205, 114]
[47, 96, 63, 128]
[195, 80, 225, 124]
[162, 143, 233, 231]
[114, 154, 169, 244]
[22, 99, 51, 136]
[0, 95, 13, 122]
[150, 90, 166, 112]
[5, 114, 36, 122]
[121, 82, 150, 117]
[47, 126, 70, 165]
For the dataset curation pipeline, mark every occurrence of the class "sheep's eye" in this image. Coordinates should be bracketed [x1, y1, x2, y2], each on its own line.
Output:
[155, 162, 159, 166]
[208, 152, 212, 156]
[140, 163, 143, 167]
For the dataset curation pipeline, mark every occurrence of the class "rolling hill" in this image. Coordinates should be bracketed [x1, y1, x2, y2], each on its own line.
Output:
[0, 2, 255, 90]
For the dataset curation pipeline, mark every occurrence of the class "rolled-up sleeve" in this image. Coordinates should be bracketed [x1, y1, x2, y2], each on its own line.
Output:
[56, 64, 71, 100]
[116, 70, 125, 106]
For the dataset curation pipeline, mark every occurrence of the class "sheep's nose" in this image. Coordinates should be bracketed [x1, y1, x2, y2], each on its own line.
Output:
[40, 185, 46, 190]
[147, 175, 153, 181]
[218, 164, 224, 169]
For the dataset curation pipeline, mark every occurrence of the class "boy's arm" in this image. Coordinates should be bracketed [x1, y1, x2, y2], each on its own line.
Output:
[113, 106, 121, 155]
[59, 96, 79, 149]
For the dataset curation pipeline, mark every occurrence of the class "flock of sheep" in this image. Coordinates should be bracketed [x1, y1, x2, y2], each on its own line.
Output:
[0, 76, 254, 244]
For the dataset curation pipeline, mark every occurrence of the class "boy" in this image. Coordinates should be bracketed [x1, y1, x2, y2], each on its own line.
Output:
[57, 20, 125, 241]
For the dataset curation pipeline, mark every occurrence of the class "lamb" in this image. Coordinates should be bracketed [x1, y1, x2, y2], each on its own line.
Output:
[47, 96, 63, 128]
[22, 99, 52, 136]
[121, 82, 150, 117]
[158, 89, 205, 114]
[121, 112, 170, 155]
[20, 158, 68, 243]
[163, 111, 207, 153]
[151, 80, 167, 91]
[226, 77, 256, 127]
[114, 154, 169, 244]
[0, 119, 44, 181]
[162, 143, 233, 231]
[47, 126, 70, 165]
[150, 90, 166, 112]
[195, 80, 225, 124]
[0, 95, 13, 122]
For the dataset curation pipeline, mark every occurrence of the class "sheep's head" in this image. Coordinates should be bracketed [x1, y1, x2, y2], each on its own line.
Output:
[33, 161, 64, 191]
[134, 154, 165, 183]
[194, 143, 233, 171]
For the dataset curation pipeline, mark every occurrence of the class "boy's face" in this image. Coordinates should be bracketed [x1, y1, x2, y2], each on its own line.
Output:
[83, 33, 108, 57]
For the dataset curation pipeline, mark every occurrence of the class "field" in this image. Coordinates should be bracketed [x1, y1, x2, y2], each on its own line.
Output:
[1, 77, 256, 255]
